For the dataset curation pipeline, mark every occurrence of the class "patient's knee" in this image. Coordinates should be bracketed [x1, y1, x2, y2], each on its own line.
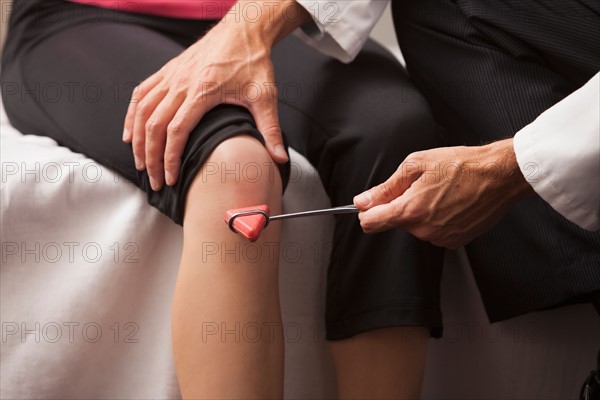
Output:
[188, 135, 282, 204]
[205, 135, 280, 188]
[182, 135, 283, 239]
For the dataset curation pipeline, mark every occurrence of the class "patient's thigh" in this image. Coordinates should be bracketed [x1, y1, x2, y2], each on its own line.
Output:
[4, 22, 184, 179]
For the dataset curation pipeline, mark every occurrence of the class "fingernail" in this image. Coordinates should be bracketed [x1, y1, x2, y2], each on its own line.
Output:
[134, 156, 143, 171]
[354, 191, 372, 208]
[122, 128, 129, 141]
[149, 176, 158, 191]
[165, 170, 174, 186]
[274, 145, 288, 161]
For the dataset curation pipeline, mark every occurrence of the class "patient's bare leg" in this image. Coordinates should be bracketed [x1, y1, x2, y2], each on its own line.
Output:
[330, 327, 429, 399]
[172, 135, 284, 399]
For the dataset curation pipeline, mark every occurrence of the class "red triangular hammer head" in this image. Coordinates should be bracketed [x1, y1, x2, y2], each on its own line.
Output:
[224, 205, 271, 242]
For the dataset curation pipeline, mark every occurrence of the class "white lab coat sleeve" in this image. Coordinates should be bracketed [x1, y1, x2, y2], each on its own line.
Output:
[294, 0, 389, 63]
[513, 72, 600, 231]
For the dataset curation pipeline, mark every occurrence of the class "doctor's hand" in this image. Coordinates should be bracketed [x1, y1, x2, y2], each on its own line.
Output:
[122, 0, 309, 191]
[353, 139, 535, 249]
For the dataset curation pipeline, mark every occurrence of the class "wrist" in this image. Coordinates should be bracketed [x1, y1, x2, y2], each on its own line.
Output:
[222, 0, 310, 48]
[485, 138, 535, 200]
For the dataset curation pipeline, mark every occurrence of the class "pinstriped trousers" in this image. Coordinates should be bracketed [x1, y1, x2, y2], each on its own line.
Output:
[393, 0, 600, 321]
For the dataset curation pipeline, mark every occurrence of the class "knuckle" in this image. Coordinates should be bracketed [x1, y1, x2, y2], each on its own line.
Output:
[163, 157, 179, 171]
[137, 102, 152, 117]
[404, 151, 424, 166]
[131, 85, 142, 100]
[191, 90, 211, 105]
[173, 84, 188, 98]
[360, 221, 373, 234]
[375, 183, 395, 201]
[412, 226, 431, 242]
[145, 118, 162, 137]
[124, 113, 134, 125]
[381, 216, 398, 232]
[167, 122, 183, 137]
[161, 59, 176, 71]
[408, 151, 424, 161]
[131, 85, 148, 102]
[263, 128, 282, 140]
[402, 206, 418, 223]
[132, 147, 144, 161]
[175, 74, 188, 87]
[403, 202, 426, 223]
[424, 227, 444, 243]
[263, 90, 278, 103]
[145, 118, 156, 132]
[132, 134, 144, 149]
[197, 80, 218, 97]
[194, 79, 210, 94]
[201, 69, 218, 84]
[145, 155, 161, 171]
[190, 80, 203, 95]
[405, 211, 423, 226]
[257, 95, 278, 109]
[358, 214, 371, 230]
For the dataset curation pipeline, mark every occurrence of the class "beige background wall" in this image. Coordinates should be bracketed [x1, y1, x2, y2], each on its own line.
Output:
[371, 3, 403, 63]
[0, 0, 10, 54]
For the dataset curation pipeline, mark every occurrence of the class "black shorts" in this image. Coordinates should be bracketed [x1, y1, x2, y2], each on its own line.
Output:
[2, 0, 446, 339]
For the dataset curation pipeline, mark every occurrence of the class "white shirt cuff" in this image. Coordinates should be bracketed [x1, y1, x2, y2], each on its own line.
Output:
[513, 72, 600, 231]
[294, 0, 389, 63]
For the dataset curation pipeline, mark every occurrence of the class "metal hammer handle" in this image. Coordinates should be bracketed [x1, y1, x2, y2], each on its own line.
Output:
[268, 205, 359, 221]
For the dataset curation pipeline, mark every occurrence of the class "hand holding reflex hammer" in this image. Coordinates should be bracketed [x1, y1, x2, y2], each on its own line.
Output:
[354, 139, 534, 249]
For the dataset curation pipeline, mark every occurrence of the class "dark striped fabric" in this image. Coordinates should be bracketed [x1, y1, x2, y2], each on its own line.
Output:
[393, 0, 600, 321]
